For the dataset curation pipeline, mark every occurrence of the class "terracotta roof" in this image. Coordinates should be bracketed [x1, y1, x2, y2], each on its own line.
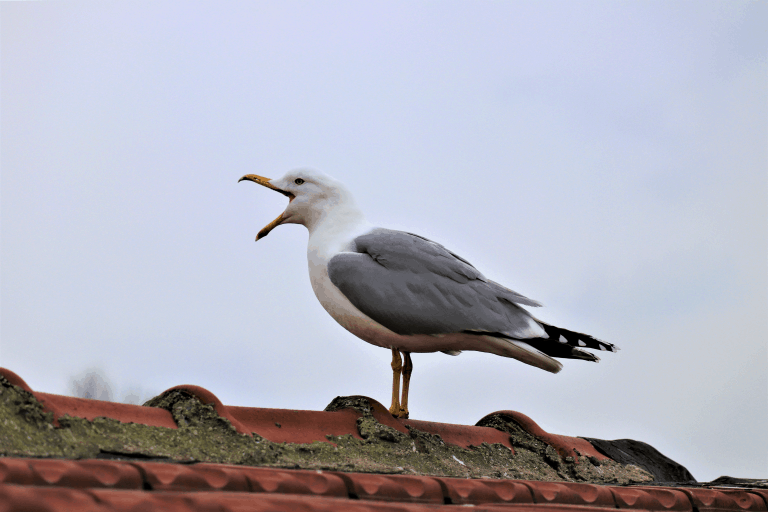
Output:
[0, 368, 612, 462]
[2, 457, 766, 511]
[1, 367, 765, 511]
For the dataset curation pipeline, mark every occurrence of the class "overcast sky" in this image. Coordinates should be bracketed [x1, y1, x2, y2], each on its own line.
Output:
[1, 1, 766, 481]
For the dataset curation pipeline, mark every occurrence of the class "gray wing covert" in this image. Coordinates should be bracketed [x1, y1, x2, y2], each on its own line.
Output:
[327, 229, 539, 336]
[405, 231, 541, 308]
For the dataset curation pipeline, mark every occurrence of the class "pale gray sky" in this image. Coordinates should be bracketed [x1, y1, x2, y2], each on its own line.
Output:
[1, 1, 766, 481]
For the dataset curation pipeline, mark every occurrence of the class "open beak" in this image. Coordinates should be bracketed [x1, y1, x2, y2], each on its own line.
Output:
[238, 174, 295, 241]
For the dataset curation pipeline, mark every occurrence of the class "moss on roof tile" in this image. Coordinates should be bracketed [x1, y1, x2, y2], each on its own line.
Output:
[0, 375, 652, 484]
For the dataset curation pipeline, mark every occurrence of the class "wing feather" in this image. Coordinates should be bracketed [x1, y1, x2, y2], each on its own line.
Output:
[327, 229, 543, 337]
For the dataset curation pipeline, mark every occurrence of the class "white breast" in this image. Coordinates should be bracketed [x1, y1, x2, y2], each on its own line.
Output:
[306, 221, 402, 349]
[308, 259, 398, 348]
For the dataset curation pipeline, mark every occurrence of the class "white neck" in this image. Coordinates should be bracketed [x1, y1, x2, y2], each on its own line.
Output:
[307, 203, 372, 263]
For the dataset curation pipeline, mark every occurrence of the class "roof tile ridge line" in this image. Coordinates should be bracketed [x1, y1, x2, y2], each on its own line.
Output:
[157, 384, 252, 437]
[476, 410, 610, 464]
[0, 367, 64, 427]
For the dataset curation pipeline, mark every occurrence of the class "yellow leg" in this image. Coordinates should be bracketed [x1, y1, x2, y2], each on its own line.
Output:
[388, 348, 402, 416]
[400, 352, 412, 419]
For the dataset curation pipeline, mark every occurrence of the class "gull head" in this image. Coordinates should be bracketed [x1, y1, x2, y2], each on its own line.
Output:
[239, 168, 362, 240]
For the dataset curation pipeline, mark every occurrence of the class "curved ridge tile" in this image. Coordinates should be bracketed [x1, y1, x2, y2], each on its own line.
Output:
[324, 395, 410, 436]
[1, 368, 64, 427]
[225, 395, 406, 444]
[402, 419, 514, 452]
[0, 368, 177, 430]
[361, 396, 410, 435]
[227, 405, 366, 443]
[156, 385, 251, 436]
[0, 368, 33, 392]
[478, 410, 609, 462]
[35, 392, 178, 429]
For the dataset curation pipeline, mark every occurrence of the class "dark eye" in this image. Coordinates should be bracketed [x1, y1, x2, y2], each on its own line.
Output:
[294, 178, 305, 185]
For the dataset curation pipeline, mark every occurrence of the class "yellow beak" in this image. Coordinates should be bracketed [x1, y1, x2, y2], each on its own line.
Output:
[238, 174, 294, 241]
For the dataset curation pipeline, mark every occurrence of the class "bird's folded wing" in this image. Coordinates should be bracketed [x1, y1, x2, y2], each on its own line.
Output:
[327, 229, 542, 337]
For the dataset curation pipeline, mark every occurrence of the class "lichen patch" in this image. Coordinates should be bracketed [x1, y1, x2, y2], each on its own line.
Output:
[0, 377, 652, 484]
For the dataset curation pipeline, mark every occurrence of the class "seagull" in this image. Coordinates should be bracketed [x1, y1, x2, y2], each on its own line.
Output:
[239, 169, 617, 418]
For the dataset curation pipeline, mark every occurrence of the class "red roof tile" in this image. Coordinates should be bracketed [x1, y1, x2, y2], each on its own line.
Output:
[478, 410, 608, 462]
[522, 480, 617, 508]
[2, 366, 764, 511]
[36, 392, 178, 429]
[227, 405, 371, 442]
[402, 418, 515, 451]
[233, 465, 348, 497]
[2, 458, 766, 511]
[1, 485, 103, 512]
[609, 486, 693, 511]
[0, 458, 142, 490]
[432, 476, 533, 505]
[334, 472, 444, 504]
[0, 367, 599, 460]
[680, 487, 767, 512]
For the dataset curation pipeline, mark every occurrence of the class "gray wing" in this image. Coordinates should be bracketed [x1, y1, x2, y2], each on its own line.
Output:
[327, 229, 542, 337]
